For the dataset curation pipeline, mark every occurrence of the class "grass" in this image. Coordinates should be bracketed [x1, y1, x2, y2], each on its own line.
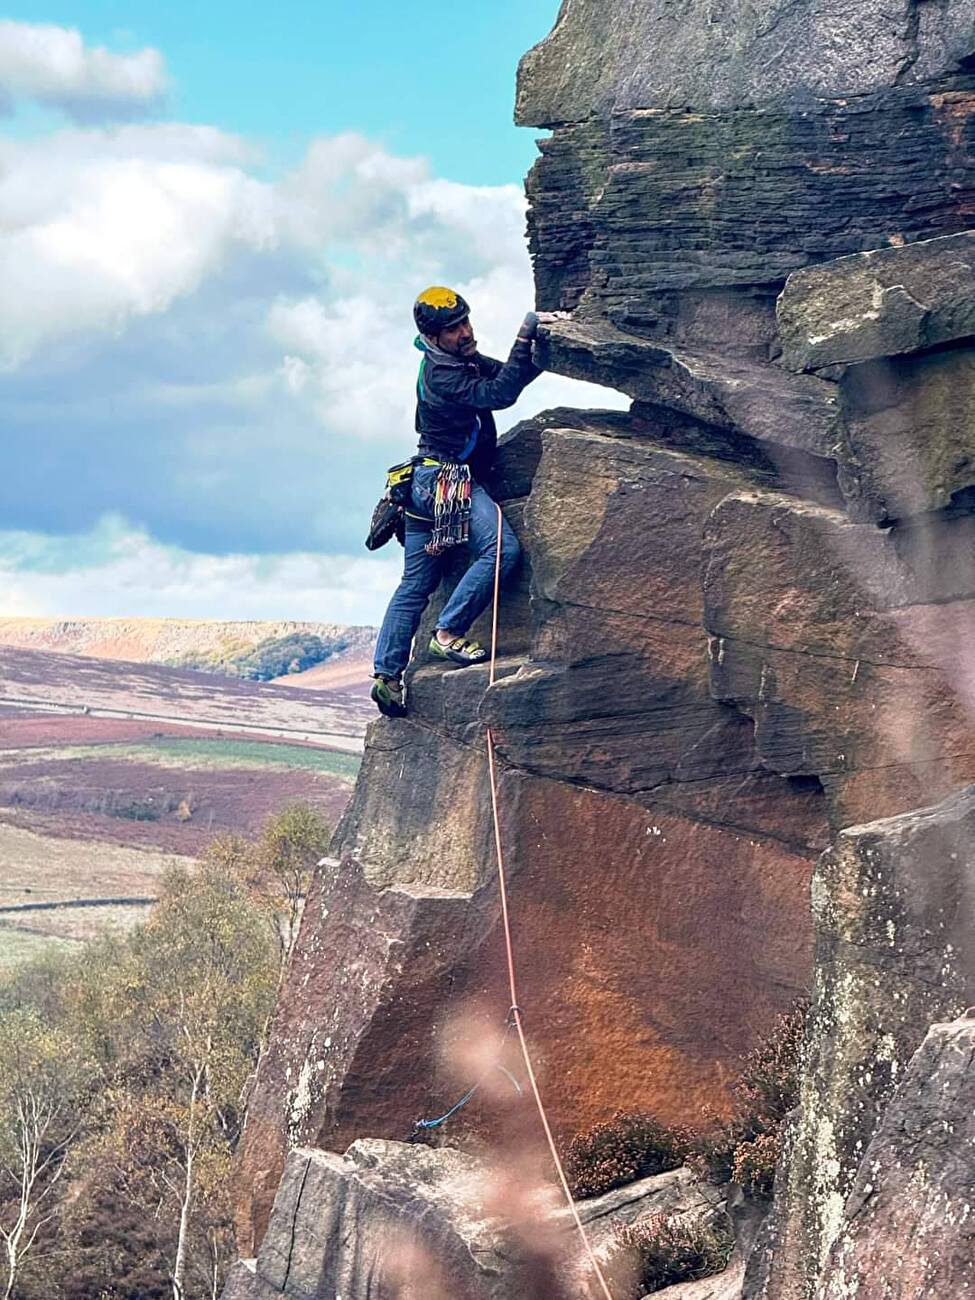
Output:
[0, 926, 81, 968]
[1, 737, 361, 781]
[148, 737, 361, 779]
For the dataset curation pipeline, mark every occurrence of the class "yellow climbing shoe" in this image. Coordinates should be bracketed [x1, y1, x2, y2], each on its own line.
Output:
[428, 635, 488, 667]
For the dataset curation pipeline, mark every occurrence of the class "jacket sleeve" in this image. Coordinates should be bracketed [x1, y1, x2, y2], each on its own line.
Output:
[476, 354, 502, 378]
[427, 337, 541, 411]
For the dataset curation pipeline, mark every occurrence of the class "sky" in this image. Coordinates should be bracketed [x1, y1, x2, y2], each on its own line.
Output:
[0, 4, 625, 626]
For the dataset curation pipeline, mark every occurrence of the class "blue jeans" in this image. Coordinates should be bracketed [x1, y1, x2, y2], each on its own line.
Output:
[373, 464, 520, 679]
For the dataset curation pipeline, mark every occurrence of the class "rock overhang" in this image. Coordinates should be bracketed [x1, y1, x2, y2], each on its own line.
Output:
[516, 0, 975, 126]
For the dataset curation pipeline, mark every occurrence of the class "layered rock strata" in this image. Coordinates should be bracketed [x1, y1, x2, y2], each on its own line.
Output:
[233, 1, 975, 1293]
[236, 412, 822, 1249]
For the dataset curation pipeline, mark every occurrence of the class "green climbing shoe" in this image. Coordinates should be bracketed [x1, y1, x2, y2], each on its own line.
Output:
[428, 635, 488, 667]
[371, 675, 407, 717]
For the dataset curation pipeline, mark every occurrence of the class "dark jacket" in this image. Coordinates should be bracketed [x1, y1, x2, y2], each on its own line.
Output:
[414, 332, 540, 481]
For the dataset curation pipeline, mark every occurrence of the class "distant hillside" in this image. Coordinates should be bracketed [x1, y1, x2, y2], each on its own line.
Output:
[0, 619, 376, 680]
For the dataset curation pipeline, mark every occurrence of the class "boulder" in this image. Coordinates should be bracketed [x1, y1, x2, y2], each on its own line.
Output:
[818, 1014, 975, 1300]
[486, 424, 774, 794]
[488, 406, 637, 503]
[234, 857, 476, 1253]
[752, 787, 975, 1298]
[516, 0, 975, 122]
[252, 1142, 527, 1300]
[537, 314, 975, 527]
[777, 232, 975, 372]
[535, 320, 841, 465]
[235, 1141, 721, 1300]
[652, 1259, 745, 1300]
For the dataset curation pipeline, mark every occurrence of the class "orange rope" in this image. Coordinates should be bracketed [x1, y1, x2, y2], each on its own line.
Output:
[486, 504, 616, 1300]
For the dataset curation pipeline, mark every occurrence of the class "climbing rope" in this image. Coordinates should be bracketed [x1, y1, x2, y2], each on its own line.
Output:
[409, 1016, 522, 1140]
[485, 504, 617, 1300]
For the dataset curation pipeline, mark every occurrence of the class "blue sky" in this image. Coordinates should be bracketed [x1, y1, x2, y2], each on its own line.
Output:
[4, 2, 551, 182]
[0, 6, 625, 625]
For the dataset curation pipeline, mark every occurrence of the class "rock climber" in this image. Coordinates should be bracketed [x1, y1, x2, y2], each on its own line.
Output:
[370, 286, 541, 718]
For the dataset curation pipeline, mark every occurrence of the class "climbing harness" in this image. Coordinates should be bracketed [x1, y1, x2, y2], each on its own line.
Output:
[364, 455, 464, 552]
[426, 461, 472, 556]
[414, 502, 618, 1300]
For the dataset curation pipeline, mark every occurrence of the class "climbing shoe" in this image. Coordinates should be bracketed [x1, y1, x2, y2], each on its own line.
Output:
[371, 675, 407, 718]
[428, 635, 488, 667]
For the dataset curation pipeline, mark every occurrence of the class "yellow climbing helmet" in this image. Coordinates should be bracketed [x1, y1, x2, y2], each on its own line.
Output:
[413, 285, 471, 337]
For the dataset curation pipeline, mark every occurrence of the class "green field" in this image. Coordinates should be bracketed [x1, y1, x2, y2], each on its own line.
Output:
[0, 737, 361, 781]
[0, 926, 80, 967]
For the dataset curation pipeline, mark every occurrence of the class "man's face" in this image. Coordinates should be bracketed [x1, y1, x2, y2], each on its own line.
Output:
[435, 315, 476, 357]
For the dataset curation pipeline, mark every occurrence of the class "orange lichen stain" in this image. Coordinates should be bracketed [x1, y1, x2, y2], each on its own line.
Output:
[930, 91, 975, 159]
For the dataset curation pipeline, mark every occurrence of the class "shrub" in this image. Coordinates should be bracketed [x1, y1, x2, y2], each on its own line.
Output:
[230, 633, 345, 681]
[565, 1110, 689, 1199]
[731, 1131, 781, 1199]
[611, 1210, 734, 1296]
[113, 799, 161, 822]
[688, 1000, 807, 1199]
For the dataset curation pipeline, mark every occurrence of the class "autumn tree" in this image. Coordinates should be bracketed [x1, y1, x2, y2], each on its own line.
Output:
[0, 807, 305, 1300]
[0, 1010, 93, 1300]
[241, 803, 331, 961]
[95, 860, 277, 1300]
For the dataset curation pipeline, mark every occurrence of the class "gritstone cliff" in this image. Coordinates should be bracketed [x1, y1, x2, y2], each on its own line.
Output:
[230, 2, 975, 1296]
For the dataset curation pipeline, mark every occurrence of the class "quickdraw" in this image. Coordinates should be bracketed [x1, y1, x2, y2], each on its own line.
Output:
[426, 461, 472, 556]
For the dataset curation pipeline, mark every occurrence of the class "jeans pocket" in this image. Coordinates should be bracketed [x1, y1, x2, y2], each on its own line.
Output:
[412, 465, 437, 516]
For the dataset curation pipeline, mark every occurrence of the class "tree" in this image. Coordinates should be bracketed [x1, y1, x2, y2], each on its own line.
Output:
[246, 804, 332, 961]
[0, 812, 299, 1300]
[99, 861, 277, 1300]
[0, 1011, 93, 1300]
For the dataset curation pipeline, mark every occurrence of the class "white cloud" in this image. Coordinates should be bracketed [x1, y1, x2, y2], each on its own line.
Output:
[0, 126, 276, 367]
[0, 21, 167, 120]
[0, 113, 628, 619]
[0, 517, 400, 624]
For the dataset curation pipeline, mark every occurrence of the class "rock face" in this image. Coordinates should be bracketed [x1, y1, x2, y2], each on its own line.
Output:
[747, 787, 975, 1299]
[777, 232, 975, 371]
[232, 1, 975, 1294]
[235, 411, 823, 1251]
[516, 0, 975, 119]
[818, 1014, 975, 1299]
